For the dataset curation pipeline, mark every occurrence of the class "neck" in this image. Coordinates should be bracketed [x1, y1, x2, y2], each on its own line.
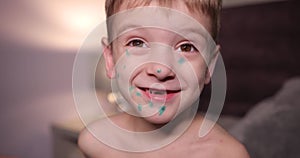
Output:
[121, 105, 198, 134]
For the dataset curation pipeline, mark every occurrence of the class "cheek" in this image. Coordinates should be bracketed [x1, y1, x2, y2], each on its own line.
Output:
[190, 59, 208, 84]
[112, 47, 124, 63]
[111, 39, 125, 58]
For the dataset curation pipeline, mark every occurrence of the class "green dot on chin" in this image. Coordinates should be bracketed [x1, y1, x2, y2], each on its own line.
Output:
[137, 104, 142, 112]
[159, 106, 166, 116]
[149, 101, 153, 108]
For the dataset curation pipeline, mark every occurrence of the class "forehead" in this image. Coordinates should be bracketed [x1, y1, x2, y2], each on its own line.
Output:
[115, 0, 212, 34]
[108, 7, 209, 43]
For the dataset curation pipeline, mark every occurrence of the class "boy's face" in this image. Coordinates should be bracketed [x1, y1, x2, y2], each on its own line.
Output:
[103, 1, 219, 124]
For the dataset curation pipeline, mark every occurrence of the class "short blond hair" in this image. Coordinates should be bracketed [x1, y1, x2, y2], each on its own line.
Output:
[105, 0, 222, 41]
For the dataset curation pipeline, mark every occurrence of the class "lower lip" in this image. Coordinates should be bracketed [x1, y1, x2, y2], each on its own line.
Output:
[140, 89, 178, 102]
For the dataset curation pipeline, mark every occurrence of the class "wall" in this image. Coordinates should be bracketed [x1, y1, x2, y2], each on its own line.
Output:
[0, 39, 79, 158]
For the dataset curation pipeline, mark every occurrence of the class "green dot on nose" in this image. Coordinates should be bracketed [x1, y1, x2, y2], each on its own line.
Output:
[157, 69, 162, 73]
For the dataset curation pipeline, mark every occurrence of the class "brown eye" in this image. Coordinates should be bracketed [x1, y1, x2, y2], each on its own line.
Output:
[177, 43, 198, 53]
[127, 39, 147, 47]
[180, 44, 192, 52]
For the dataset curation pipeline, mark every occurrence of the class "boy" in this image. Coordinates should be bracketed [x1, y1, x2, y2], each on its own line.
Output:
[78, 0, 250, 157]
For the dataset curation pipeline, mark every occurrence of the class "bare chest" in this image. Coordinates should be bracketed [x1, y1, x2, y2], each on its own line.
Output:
[94, 136, 218, 158]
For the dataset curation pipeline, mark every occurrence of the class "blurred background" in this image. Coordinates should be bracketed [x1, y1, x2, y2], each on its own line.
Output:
[0, 0, 299, 158]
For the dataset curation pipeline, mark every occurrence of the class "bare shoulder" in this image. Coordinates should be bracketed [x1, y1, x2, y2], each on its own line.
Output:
[193, 117, 250, 158]
[78, 113, 126, 158]
[214, 124, 249, 158]
[78, 124, 103, 157]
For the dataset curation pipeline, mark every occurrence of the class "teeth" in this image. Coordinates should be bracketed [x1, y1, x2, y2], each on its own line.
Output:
[149, 89, 166, 95]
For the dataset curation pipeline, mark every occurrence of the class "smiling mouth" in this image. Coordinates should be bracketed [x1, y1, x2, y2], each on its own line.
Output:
[137, 87, 181, 102]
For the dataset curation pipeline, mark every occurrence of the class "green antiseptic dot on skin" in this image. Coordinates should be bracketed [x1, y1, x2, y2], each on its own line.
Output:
[157, 68, 162, 73]
[137, 104, 142, 112]
[136, 92, 142, 97]
[129, 86, 134, 92]
[178, 57, 186, 64]
[126, 49, 130, 56]
[159, 106, 166, 116]
[148, 101, 153, 108]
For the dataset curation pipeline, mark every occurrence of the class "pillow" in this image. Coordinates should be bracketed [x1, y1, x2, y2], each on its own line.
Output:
[229, 77, 300, 158]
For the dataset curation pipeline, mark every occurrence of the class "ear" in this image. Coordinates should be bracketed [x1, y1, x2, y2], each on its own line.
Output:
[204, 45, 220, 84]
[102, 37, 115, 79]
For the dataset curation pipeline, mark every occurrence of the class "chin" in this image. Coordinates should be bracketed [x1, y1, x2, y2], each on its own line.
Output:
[144, 112, 175, 125]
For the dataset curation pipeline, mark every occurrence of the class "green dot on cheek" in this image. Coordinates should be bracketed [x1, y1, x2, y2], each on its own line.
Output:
[178, 57, 186, 64]
[126, 49, 130, 56]
[136, 92, 142, 97]
[129, 86, 135, 92]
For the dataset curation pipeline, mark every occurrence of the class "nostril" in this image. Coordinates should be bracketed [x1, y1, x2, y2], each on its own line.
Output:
[147, 69, 175, 81]
[159, 75, 175, 82]
[145, 63, 176, 81]
[158, 76, 175, 82]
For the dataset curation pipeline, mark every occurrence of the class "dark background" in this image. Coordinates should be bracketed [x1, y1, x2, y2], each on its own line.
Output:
[200, 0, 300, 116]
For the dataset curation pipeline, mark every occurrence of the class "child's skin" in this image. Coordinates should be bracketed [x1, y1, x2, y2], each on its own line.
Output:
[78, 0, 250, 157]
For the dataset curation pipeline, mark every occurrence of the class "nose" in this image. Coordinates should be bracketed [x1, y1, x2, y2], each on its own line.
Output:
[146, 63, 176, 81]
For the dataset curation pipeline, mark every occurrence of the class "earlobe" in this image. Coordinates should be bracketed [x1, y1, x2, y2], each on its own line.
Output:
[102, 37, 115, 79]
[205, 45, 221, 84]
